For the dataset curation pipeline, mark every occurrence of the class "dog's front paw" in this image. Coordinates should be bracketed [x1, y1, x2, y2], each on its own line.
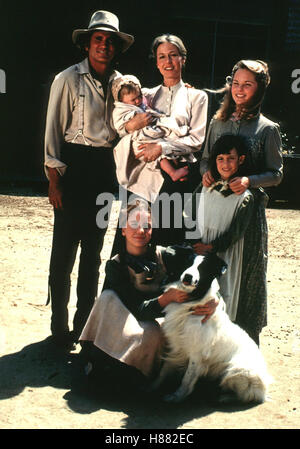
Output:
[163, 392, 184, 403]
[218, 392, 238, 404]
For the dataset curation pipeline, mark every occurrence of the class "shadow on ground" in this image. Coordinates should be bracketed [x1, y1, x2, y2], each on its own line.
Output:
[0, 339, 75, 399]
[0, 338, 258, 429]
[65, 370, 258, 429]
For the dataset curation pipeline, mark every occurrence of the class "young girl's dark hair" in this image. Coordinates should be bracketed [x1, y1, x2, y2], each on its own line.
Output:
[208, 134, 252, 181]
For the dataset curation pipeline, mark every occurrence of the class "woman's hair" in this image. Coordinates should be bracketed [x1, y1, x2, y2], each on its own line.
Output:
[213, 59, 271, 121]
[120, 198, 152, 228]
[150, 34, 187, 62]
[208, 134, 251, 181]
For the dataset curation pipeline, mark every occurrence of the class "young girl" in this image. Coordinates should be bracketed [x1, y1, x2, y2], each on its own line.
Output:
[79, 199, 218, 382]
[186, 134, 254, 339]
[199, 60, 283, 345]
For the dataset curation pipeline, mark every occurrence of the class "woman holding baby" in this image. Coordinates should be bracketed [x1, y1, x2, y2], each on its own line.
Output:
[113, 34, 208, 246]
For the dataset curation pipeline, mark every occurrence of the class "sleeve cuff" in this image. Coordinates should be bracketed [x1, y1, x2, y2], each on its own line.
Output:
[161, 141, 173, 156]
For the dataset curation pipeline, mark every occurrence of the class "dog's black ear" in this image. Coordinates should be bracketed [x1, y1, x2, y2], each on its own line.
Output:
[215, 255, 227, 276]
[220, 261, 227, 276]
[204, 253, 227, 277]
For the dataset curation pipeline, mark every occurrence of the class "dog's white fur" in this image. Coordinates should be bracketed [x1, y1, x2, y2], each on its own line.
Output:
[152, 255, 272, 403]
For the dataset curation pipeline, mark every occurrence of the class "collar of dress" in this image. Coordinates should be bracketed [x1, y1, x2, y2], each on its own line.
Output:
[160, 79, 185, 92]
[207, 180, 234, 197]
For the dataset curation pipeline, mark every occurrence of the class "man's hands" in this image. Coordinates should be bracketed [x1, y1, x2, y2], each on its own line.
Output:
[48, 167, 63, 210]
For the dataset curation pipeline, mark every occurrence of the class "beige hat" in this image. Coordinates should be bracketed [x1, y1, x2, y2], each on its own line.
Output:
[72, 10, 134, 53]
[111, 74, 141, 101]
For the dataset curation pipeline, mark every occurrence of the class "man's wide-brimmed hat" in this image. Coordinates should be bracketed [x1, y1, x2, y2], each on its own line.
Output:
[72, 10, 134, 53]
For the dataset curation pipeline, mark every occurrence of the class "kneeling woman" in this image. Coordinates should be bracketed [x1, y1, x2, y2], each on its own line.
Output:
[79, 200, 218, 379]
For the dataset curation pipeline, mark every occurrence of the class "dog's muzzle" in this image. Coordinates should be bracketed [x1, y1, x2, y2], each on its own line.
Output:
[181, 272, 198, 287]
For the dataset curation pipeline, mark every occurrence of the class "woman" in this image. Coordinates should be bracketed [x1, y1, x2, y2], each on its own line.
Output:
[79, 200, 217, 381]
[200, 60, 283, 345]
[123, 34, 208, 246]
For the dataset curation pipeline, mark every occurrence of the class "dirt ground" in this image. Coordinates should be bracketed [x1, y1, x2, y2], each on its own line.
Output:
[0, 187, 299, 430]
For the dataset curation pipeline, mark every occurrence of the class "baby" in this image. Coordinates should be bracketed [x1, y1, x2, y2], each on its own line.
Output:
[112, 75, 190, 182]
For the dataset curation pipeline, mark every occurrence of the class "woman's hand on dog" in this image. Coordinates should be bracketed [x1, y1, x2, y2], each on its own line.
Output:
[192, 298, 219, 323]
[158, 290, 218, 323]
[158, 288, 189, 308]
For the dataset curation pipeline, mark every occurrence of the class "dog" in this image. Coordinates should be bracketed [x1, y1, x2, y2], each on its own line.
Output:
[151, 253, 272, 403]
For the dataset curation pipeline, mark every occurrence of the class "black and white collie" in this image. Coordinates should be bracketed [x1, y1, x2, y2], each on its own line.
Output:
[152, 253, 272, 403]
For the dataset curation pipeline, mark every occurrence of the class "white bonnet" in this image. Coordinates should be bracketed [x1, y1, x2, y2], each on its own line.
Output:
[111, 74, 141, 101]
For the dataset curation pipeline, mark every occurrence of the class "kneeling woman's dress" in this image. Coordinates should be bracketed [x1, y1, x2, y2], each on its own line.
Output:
[79, 245, 194, 377]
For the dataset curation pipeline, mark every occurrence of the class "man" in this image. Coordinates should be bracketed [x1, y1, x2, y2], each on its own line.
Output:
[44, 11, 134, 350]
